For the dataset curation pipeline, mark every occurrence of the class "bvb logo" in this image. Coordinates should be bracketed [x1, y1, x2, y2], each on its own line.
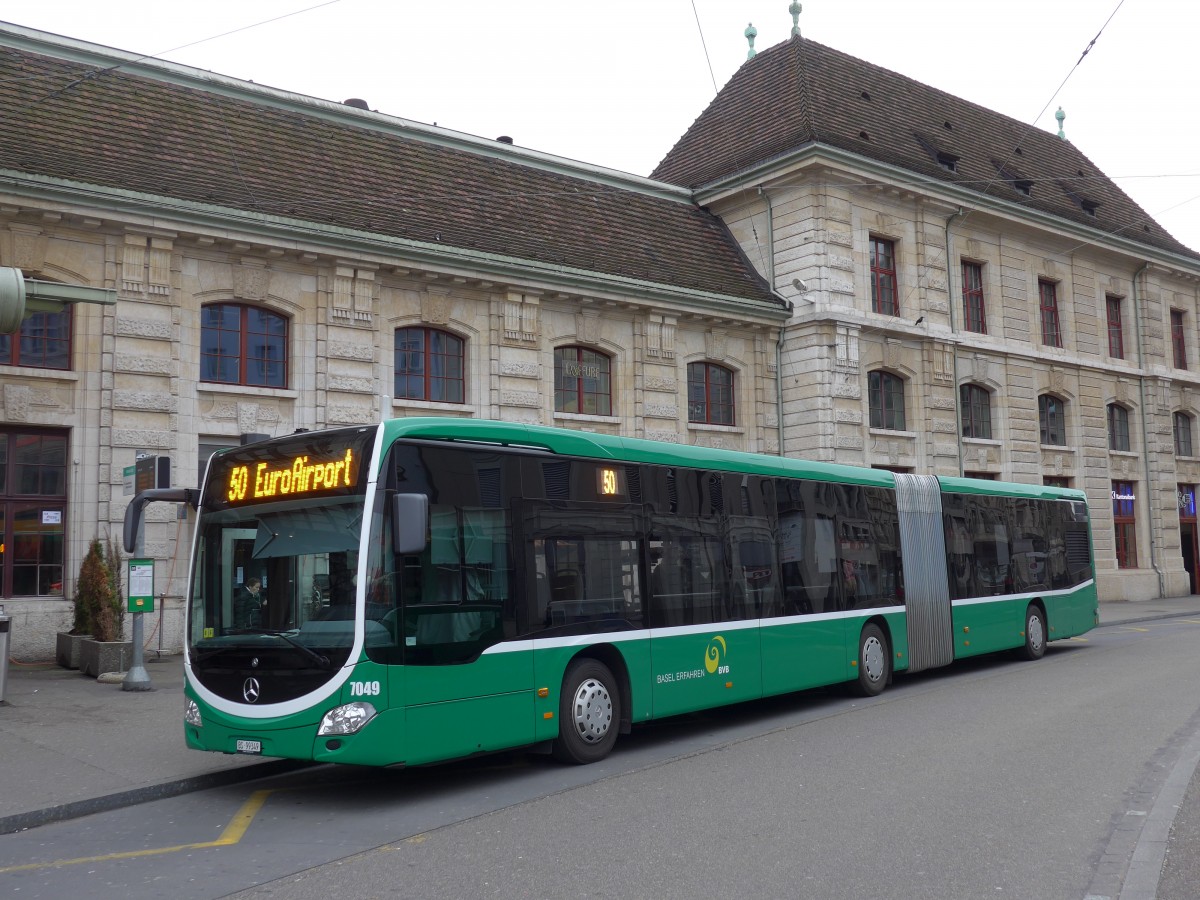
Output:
[704, 635, 727, 674]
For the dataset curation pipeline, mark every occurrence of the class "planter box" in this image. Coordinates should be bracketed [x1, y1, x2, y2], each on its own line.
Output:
[55, 632, 93, 670]
[79, 639, 133, 678]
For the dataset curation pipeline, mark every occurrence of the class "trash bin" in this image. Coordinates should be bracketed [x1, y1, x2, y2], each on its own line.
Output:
[0, 604, 9, 704]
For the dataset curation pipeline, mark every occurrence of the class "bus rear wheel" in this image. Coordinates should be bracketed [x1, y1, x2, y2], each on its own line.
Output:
[1020, 605, 1047, 661]
[552, 658, 620, 764]
[855, 623, 890, 697]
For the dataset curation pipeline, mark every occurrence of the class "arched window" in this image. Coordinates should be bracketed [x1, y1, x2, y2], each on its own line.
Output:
[200, 303, 288, 388]
[868, 371, 906, 430]
[394, 327, 465, 403]
[960, 384, 992, 439]
[1175, 412, 1194, 457]
[1107, 403, 1131, 452]
[554, 346, 612, 415]
[687, 362, 735, 425]
[1038, 394, 1067, 446]
[0, 307, 72, 371]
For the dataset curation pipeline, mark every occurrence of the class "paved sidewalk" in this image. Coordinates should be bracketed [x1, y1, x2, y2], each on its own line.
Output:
[1, 595, 1199, 834]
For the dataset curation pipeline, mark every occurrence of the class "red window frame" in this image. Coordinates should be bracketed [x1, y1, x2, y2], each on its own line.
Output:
[959, 384, 991, 439]
[554, 346, 612, 416]
[1108, 404, 1130, 452]
[1175, 413, 1194, 457]
[1112, 480, 1138, 569]
[394, 326, 465, 403]
[0, 428, 69, 598]
[200, 303, 288, 388]
[1039, 394, 1066, 446]
[868, 370, 906, 430]
[0, 308, 73, 371]
[1106, 296, 1124, 359]
[1171, 310, 1188, 369]
[687, 362, 735, 426]
[1039, 280, 1062, 348]
[870, 237, 898, 316]
[961, 262, 986, 334]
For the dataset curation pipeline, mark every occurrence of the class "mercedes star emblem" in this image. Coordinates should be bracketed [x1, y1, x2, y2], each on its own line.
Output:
[243, 677, 261, 703]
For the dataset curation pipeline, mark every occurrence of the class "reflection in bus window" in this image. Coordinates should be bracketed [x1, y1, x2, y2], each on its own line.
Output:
[534, 535, 641, 629]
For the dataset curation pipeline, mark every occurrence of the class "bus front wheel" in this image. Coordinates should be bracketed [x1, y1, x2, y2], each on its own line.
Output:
[553, 658, 620, 764]
[1020, 605, 1047, 661]
[855, 623, 891, 697]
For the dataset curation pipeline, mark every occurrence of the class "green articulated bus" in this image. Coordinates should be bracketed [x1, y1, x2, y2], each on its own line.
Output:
[138, 417, 1098, 767]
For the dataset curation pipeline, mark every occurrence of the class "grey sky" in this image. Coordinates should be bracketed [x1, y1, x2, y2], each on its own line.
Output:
[8, 0, 1198, 253]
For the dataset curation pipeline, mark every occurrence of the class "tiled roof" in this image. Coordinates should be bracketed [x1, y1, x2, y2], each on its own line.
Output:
[0, 37, 781, 307]
[652, 37, 1198, 261]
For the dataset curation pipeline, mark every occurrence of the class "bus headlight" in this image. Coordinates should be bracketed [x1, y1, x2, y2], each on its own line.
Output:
[318, 702, 376, 735]
[184, 699, 203, 727]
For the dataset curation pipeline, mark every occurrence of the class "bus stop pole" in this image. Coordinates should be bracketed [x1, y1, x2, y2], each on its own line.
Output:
[122, 522, 153, 692]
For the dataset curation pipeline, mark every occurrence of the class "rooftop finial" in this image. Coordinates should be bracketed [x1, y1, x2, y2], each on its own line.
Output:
[1055, 106, 1066, 140]
[745, 22, 758, 59]
[790, 1, 802, 37]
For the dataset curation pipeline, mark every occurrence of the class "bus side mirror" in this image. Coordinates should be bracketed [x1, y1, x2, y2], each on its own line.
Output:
[393, 493, 429, 555]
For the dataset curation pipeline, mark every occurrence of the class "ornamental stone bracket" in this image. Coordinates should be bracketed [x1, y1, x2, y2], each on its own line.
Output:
[233, 262, 270, 302]
[504, 292, 539, 343]
[330, 264, 376, 327]
[705, 328, 728, 361]
[646, 314, 677, 359]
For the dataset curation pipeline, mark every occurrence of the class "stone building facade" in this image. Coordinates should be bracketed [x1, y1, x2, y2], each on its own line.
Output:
[0, 24, 786, 658]
[1, 23, 1198, 659]
[652, 36, 1200, 603]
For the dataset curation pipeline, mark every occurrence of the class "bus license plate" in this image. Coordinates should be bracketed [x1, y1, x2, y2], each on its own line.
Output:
[235, 739, 262, 754]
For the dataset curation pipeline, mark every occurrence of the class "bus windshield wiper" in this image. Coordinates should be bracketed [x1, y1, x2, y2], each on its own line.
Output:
[261, 630, 331, 669]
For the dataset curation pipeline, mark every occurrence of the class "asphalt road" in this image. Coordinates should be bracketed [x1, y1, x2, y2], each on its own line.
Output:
[3, 618, 1199, 899]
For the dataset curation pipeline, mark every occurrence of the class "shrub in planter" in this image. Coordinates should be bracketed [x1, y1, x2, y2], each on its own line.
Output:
[76, 537, 131, 677]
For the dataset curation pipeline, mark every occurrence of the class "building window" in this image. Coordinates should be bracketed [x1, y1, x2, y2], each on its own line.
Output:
[1043, 476, 1071, 488]
[0, 308, 72, 370]
[200, 304, 288, 388]
[870, 237, 898, 316]
[1112, 480, 1138, 569]
[554, 346, 612, 416]
[394, 327, 465, 403]
[198, 439, 236, 490]
[0, 429, 68, 597]
[1106, 296, 1124, 359]
[960, 384, 992, 439]
[868, 371, 906, 430]
[1176, 413, 1194, 457]
[1039, 394, 1067, 446]
[687, 362, 735, 425]
[1108, 404, 1131, 452]
[1171, 310, 1188, 369]
[1039, 280, 1062, 348]
[961, 262, 986, 334]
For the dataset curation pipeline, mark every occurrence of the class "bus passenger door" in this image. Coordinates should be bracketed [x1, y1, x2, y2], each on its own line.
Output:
[522, 502, 650, 739]
[397, 503, 534, 765]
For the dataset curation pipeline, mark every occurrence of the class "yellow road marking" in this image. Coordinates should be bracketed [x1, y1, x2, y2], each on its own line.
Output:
[0, 789, 274, 874]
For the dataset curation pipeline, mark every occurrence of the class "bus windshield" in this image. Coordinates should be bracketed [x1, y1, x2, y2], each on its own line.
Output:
[188, 497, 364, 673]
[186, 426, 377, 701]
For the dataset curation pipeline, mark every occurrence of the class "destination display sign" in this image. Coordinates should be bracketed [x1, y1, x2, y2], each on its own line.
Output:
[226, 449, 356, 503]
[203, 428, 375, 511]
